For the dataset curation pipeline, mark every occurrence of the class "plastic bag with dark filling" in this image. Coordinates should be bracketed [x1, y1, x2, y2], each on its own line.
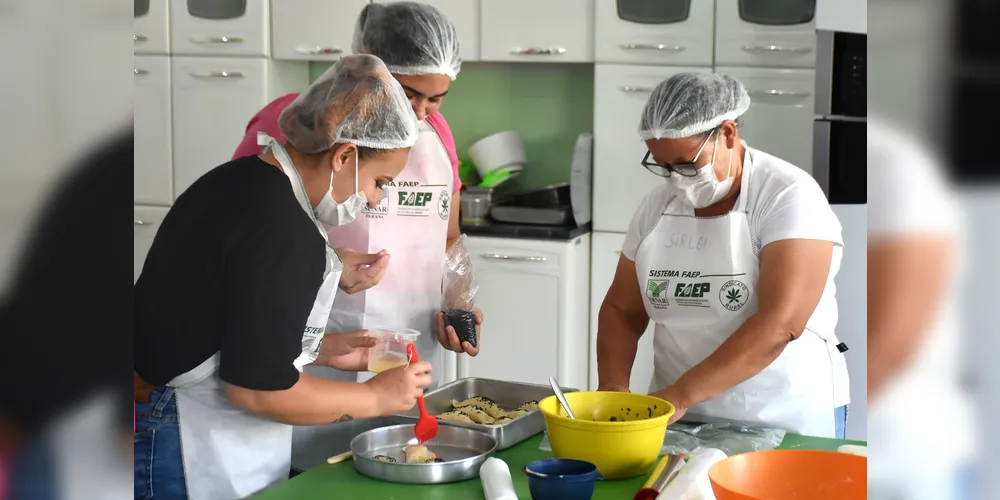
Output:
[441, 234, 479, 347]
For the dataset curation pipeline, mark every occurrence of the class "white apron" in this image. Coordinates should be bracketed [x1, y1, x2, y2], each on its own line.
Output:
[316, 121, 454, 386]
[170, 133, 343, 500]
[636, 151, 847, 438]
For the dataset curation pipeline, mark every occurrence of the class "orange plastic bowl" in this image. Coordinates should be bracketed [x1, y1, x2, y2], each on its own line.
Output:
[709, 449, 866, 500]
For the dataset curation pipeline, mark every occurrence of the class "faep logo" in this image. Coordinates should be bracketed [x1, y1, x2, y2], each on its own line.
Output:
[719, 280, 750, 311]
[645, 279, 670, 309]
[672, 281, 711, 307]
[674, 282, 710, 298]
[398, 191, 434, 207]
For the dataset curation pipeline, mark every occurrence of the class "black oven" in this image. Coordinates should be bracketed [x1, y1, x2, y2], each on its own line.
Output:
[813, 30, 866, 204]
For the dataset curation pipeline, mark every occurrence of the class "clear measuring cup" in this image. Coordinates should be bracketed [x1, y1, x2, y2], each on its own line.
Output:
[366, 327, 421, 373]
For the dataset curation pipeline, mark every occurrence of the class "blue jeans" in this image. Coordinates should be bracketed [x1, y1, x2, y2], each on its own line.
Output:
[134, 386, 187, 500]
[834, 405, 848, 440]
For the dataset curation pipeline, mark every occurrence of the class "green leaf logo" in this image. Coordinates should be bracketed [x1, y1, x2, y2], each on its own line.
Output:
[647, 281, 661, 297]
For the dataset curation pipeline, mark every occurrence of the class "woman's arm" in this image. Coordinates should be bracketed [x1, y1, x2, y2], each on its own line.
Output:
[224, 361, 433, 425]
[596, 255, 652, 392]
[654, 239, 833, 414]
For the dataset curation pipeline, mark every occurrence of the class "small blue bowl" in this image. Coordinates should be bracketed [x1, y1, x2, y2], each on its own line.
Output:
[524, 458, 603, 500]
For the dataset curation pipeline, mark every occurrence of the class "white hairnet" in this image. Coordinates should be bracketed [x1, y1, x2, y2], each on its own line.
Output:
[638, 73, 751, 140]
[352, 2, 462, 80]
[278, 54, 418, 154]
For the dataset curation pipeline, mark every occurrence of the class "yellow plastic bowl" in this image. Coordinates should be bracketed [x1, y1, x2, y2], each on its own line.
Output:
[539, 392, 674, 479]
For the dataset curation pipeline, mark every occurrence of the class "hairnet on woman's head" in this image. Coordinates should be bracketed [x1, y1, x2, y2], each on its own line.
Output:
[352, 2, 462, 80]
[638, 73, 750, 140]
[278, 54, 418, 154]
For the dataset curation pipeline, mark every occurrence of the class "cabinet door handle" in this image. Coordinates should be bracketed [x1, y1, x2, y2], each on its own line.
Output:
[749, 89, 810, 98]
[134, 219, 151, 226]
[190, 71, 244, 78]
[134, 68, 149, 75]
[189, 36, 244, 45]
[619, 43, 685, 52]
[510, 47, 566, 56]
[295, 46, 343, 55]
[481, 253, 547, 262]
[742, 44, 811, 54]
[619, 85, 654, 93]
[134, 34, 148, 42]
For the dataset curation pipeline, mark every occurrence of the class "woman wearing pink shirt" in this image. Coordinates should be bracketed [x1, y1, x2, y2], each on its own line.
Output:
[233, 2, 482, 388]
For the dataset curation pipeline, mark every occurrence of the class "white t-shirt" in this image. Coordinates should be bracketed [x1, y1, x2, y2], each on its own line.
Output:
[867, 118, 973, 497]
[622, 146, 848, 406]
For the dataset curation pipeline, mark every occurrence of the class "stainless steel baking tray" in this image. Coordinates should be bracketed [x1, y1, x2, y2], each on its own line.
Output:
[397, 378, 578, 450]
[350, 424, 497, 484]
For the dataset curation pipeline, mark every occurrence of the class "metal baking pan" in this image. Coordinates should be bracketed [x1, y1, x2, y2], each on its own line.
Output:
[350, 424, 497, 484]
[397, 378, 578, 450]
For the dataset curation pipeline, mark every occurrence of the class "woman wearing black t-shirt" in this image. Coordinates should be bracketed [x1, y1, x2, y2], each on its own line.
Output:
[134, 55, 433, 500]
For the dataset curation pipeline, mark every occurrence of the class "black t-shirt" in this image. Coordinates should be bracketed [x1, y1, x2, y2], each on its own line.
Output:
[134, 156, 326, 391]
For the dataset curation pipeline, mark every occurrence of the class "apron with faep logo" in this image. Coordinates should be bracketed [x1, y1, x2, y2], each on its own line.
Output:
[635, 149, 849, 438]
[316, 120, 454, 386]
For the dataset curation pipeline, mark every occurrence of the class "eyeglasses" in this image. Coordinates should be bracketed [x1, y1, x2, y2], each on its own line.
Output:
[640, 129, 715, 178]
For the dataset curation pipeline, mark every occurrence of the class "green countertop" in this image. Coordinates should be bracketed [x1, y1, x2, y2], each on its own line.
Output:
[253, 433, 865, 499]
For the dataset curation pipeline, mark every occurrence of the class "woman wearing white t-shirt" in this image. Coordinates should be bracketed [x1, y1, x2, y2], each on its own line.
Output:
[596, 73, 850, 439]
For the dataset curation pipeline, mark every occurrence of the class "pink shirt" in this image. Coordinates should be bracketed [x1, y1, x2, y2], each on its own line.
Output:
[232, 93, 462, 193]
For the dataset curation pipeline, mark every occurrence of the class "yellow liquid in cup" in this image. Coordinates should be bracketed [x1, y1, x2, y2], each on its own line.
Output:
[368, 359, 407, 374]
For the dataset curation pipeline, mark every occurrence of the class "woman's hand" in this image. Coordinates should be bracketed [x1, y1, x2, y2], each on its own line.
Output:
[435, 309, 483, 356]
[337, 248, 390, 294]
[314, 331, 377, 371]
[651, 385, 691, 425]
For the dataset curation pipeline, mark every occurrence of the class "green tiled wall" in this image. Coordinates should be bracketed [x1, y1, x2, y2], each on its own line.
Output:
[309, 62, 595, 190]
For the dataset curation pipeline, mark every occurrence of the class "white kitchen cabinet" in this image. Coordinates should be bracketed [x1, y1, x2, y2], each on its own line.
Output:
[134, 0, 170, 55]
[480, 0, 594, 63]
[134, 56, 173, 206]
[376, 0, 480, 62]
[134, 205, 171, 282]
[171, 57, 308, 199]
[594, 0, 713, 66]
[457, 235, 591, 390]
[171, 0, 269, 56]
[589, 232, 655, 392]
[592, 64, 710, 233]
[715, 0, 816, 68]
[272, 0, 370, 61]
[716, 67, 815, 173]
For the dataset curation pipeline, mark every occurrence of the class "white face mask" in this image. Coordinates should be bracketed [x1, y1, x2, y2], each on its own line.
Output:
[314, 147, 368, 226]
[667, 131, 735, 209]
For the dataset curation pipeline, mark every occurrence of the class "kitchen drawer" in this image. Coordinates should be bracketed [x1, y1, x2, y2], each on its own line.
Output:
[594, 0, 713, 66]
[715, 0, 816, 68]
[134, 0, 170, 54]
[592, 64, 711, 233]
[480, 0, 594, 63]
[171, 0, 269, 56]
[464, 237, 565, 270]
[272, 0, 369, 61]
[717, 66, 815, 174]
[134, 205, 170, 282]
